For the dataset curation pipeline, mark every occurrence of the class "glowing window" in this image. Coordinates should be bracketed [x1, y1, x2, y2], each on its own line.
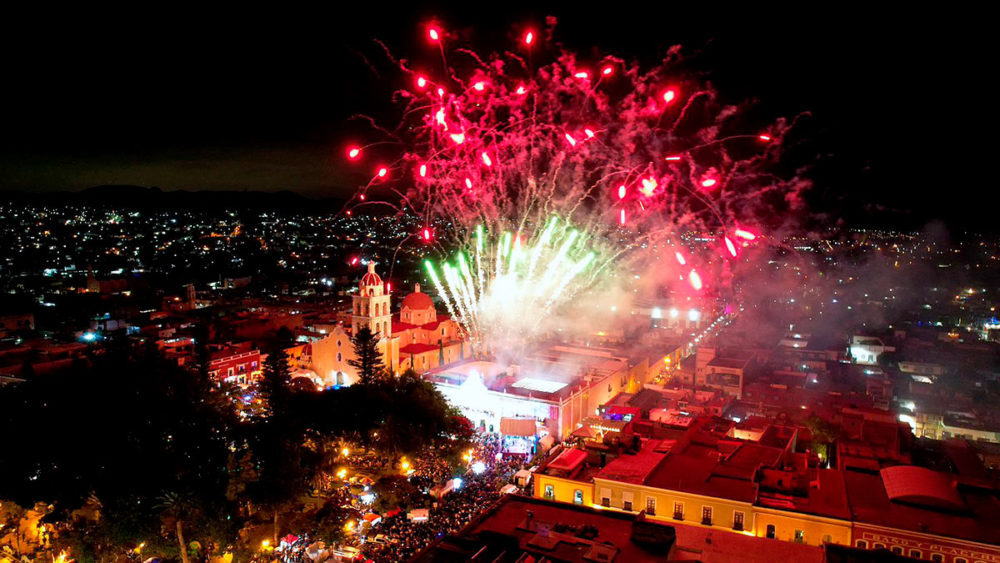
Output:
[733, 511, 744, 531]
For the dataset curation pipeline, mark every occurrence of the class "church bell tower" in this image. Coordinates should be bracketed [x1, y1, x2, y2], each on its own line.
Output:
[352, 262, 392, 338]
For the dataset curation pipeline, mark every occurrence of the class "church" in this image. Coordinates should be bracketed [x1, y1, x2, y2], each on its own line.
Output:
[304, 262, 469, 386]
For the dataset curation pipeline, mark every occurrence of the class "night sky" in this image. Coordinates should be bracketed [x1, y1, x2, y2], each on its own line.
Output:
[0, 4, 991, 231]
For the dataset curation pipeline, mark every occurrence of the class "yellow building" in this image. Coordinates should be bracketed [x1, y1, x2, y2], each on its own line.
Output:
[590, 434, 759, 536]
[595, 477, 756, 535]
[532, 448, 596, 507]
[531, 423, 854, 552]
[536, 476, 593, 506]
[753, 506, 852, 547]
[750, 467, 853, 547]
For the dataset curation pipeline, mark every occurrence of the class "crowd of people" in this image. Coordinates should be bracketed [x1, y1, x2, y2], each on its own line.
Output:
[346, 451, 392, 475]
[359, 433, 526, 562]
[254, 432, 540, 562]
[408, 453, 452, 487]
[359, 474, 506, 562]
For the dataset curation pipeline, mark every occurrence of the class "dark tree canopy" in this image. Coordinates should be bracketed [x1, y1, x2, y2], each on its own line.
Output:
[0, 346, 241, 558]
[0, 333, 471, 560]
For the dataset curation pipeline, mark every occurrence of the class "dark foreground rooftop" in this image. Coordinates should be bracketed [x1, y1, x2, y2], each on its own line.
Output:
[413, 494, 823, 563]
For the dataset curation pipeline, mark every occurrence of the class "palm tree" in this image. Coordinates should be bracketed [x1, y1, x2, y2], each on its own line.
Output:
[156, 491, 198, 563]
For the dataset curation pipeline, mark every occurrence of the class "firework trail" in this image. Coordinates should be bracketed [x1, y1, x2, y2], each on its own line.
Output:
[343, 20, 810, 353]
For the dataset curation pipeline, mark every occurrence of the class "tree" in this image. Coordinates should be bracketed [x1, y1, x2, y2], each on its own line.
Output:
[348, 326, 385, 385]
[0, 346, 242, 561]
[259, 344, 292, 417]
[156, 491, 198, 563]
[803, 413, 843, 466]
[241, 420, 317, 546]
[367, 371, 467, 459]
[245, 333, 317, 546]
[445, 411, 477, 457]
[309, 500, 350, 544]
[191, 320, 212, 382]
[274, 326, 295, 348]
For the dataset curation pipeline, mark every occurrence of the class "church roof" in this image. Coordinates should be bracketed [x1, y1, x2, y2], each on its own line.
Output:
[392, 319, 416, 333]
[392, 313, 452, 333]
[401, 343, 439, 355]
[360, 262, 382, 288]
[401, 289, 434, 311]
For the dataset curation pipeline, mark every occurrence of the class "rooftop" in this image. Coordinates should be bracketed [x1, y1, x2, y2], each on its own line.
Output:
[399, 342, 439, 355]
[595, 440, 671, 484]
[548, 448, 588, 473]
[879, 465, 964, 511]
[758, 468, 852, 520]
[708, 356, 754, 369]
[415, 495, 823, 563]
[428, 347, 630, 402]
[643, 448, 758, 503]
[844, 468, 1000, 546]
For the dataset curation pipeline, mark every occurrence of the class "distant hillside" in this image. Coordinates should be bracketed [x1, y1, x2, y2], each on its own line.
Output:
[0, 185, 347, 212]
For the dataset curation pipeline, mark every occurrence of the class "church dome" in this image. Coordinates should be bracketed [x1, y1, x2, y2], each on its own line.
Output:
[360, 262, 382, 288]
[402, 284, 434, 311]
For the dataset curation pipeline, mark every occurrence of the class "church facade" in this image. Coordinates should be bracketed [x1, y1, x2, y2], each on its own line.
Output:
[305, 263, 468, 386]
